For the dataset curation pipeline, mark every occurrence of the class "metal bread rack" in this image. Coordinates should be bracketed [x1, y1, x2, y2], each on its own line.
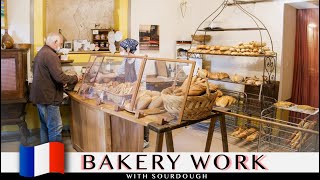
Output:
[192, 89, 276, 151]
[258, 106, 319, 152]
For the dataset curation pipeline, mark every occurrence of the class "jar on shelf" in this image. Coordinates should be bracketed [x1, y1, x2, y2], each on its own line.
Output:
[100, 34, 106, 40]
[95, 42, 99, 47]
[100, 42, 105, 48]
[95, 34, 101, 40]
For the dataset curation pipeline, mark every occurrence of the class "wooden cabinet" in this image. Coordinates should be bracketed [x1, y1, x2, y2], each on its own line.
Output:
[70, 98, 144, 152]
[91, 29, 120, 51]
[1, 48, 30, 145]
[1, 49, 28, 100]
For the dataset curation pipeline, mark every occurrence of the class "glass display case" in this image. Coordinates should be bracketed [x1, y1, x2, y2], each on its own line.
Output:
[78, 54, 147, 108]
[78, 55, 220, 123]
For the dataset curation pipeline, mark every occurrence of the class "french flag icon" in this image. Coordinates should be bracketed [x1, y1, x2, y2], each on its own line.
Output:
[19, 142, 64, 177]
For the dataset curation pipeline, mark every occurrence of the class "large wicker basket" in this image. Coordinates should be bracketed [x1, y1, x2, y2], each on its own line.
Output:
[161, 87, 218, 120]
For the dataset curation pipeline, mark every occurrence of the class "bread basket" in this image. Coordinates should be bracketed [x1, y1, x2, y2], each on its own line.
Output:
[161, 87, 217, 121]
[191, 35, 212, 42]
[105, 92, 132, 107]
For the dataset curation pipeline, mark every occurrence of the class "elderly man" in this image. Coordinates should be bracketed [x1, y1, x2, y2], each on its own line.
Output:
[30, 32, 81, 144]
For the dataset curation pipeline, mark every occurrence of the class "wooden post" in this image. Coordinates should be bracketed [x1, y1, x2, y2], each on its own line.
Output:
[205, 117, 217, 152]
[220, 115, 229, 152]
[165, 131, 174, 152]
[77, 55, 97, 94]
[130, 56, 148, 111]
[178, 61, 196, 124]
[155, 132, 164, 152]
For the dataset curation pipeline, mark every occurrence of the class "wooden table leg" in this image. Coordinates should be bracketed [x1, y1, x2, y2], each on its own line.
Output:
[220, 115, 229, 152]
[205, 117, 217, 152]
[165, 131, 174, 152]
[155, 132, 164, 152]
[18, 115, 30, 146]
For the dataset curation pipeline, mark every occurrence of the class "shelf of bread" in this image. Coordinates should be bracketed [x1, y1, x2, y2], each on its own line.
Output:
[198, 69, 265, 87]
[188, 41, 276, 57]
[274, 101, 319, 115]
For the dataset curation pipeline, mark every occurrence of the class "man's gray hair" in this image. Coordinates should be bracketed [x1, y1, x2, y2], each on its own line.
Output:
[45, 32, 63, 45]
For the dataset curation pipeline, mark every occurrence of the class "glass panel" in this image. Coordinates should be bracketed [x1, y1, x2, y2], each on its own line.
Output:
[129, 58, 196, 121]
[79, 55, 145, 107]
[1, 58, 17, 91]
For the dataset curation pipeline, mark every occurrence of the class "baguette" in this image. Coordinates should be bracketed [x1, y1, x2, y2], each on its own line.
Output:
[231, 127, 245, 137]
[246, 131, 259, 142]
[237, 128, 257, 138]
[148, 96, 163, 109]
[136, 95, 152, 110]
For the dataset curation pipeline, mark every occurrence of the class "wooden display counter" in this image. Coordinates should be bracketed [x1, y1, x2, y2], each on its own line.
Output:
[68, 92, 161, 152]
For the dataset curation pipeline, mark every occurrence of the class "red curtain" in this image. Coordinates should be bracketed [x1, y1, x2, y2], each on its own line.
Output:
[292, 8, 319, 108]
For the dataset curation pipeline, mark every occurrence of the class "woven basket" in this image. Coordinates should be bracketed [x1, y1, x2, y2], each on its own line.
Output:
[161, 87, 217, 120]
[191, 35, 212, 42]
[106, 92, 132, 107]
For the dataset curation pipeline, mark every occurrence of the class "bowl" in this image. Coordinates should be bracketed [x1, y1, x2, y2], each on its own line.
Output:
[191, 35, 212, 42]
[14, 43, 31, 50]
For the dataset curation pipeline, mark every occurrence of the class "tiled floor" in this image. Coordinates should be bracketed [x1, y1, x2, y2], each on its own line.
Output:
[1, 126, 250, 152]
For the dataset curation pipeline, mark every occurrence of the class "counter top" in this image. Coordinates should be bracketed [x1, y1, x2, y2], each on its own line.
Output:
[67, 91, 167, 126]
[69, 51, 119, 54]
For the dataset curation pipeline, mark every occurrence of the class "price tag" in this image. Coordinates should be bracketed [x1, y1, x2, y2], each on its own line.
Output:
[92, 30, 99, 35]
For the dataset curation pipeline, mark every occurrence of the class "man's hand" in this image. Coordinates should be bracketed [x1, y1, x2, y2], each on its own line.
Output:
[77, 74, 83, 82]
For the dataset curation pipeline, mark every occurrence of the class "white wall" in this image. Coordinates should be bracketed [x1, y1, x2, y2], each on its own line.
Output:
[1, 0, 31, 81]
[130, 0, 285, 95]
[279, 4, 297, 101]
[1, 0, 31, 43]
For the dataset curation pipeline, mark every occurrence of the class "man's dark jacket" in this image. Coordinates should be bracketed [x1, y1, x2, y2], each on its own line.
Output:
[30, 45, 78, 105]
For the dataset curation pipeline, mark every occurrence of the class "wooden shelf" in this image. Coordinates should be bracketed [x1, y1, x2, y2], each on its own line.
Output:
[199, 28, 267, 32]
[187, 51, 275, 57]
[32, 60, 74, 64]
[60, 60, 74, 64]
[93, 39, 109, 41]
[226, 0, 275, 6]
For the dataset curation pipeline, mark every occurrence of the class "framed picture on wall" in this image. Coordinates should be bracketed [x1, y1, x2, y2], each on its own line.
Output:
[64, 41, 73, 51]
[1, 0, 7, 29]
[139, 25, 160, 51]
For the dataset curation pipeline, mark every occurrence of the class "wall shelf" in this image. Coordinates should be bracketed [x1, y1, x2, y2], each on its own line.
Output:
[209, 78, 264, 87]
[187, 52, 275, 58]
[199, 28, 267, 32]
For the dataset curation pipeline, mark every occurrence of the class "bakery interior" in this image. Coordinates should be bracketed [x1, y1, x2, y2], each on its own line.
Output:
[1, 0, 319, 153]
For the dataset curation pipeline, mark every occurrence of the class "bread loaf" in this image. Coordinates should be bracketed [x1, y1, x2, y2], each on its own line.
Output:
[148, 96, 163, 108]
[216, 90, 223, 97]
[224, 50, 231, 55]
[218, 72, 229, 79]
[209, 72, 219, 80]
[198, 69, 209, 78]
[151, 91, 161, 97]
[253, 42, 267, 47]
[220, 46, 230, 51]
[214, 46, 221, 50]
[188, 84, 206, 96]
[229, 48, 236, 52]
[136, 95, 152, 110]
[231, 74, 244, 83]
[197, 45, 206, 49]
[209, 83, 218, 92]
[215, 96, 229, 107]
